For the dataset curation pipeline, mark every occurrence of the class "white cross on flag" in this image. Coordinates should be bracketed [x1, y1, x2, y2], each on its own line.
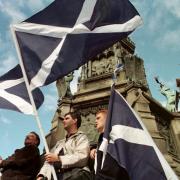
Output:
[0, 65, 44, 114]
[12, 0, 142, 90]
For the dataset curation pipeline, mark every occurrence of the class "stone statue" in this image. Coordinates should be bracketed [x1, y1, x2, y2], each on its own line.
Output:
[155, 77, 176, 112]
[56, 72, 74, 100]
[113, 42, 123, 65]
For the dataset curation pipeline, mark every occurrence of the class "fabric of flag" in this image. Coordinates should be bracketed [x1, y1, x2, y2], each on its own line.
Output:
[97, 85, 178, 180]
[112, 63, 124, 81]
[12, 0, 142, 90]
[0, 65, 44, 115]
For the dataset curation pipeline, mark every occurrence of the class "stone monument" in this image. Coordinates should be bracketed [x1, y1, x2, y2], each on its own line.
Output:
[46, 38, 180, 177]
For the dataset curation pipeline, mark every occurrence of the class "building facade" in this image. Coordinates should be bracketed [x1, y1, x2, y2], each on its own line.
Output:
[46, 38, 180, 177]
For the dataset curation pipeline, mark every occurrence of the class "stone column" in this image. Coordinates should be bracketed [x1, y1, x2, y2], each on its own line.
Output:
[170, 113, 180, 159]
[126, 87, 167, 153]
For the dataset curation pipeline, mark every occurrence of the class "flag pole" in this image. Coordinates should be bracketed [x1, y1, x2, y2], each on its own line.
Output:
[10, 25, 58, 180]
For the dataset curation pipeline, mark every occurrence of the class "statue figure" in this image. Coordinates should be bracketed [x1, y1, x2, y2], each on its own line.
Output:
[154, 77, 176, 112]
[106, 58, 113, 73]
[92, 60, 98, 76]
[113, 42, 123, 65]
[56, 72, 74, 100]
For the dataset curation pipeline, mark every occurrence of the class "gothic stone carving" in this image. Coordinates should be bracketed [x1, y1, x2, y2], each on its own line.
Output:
[80, 42, 128, 79]
[56, 72, 74, 100]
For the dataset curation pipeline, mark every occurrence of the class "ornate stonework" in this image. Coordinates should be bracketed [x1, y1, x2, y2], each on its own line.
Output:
[47, 38, 180, 177]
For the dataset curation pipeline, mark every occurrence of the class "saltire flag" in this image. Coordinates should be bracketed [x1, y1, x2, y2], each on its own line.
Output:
[12, 0, 142, 90]
[0, 65, 44, 115]
[97, 85, 178, 180]
[112, 63, 124, 81]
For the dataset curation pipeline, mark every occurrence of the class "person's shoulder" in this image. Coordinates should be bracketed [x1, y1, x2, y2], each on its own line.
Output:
[24, 145, 40, 153]
[76, 130, 87, 136]
[54, 139, 66, 148]
[76, 131, 89, 140]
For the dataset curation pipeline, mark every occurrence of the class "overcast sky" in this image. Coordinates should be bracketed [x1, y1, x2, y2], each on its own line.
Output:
[0, 0, 180, 159]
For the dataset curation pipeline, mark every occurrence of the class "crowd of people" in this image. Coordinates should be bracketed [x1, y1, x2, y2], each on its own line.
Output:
[0, 109, 115, 180]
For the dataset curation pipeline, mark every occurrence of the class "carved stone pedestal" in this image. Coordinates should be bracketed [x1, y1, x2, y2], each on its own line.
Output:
[46, 38, 180, 177]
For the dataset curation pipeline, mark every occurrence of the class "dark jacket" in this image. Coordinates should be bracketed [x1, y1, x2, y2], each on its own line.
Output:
[95, 134, 129, 180]
[0, 145, 41, 180]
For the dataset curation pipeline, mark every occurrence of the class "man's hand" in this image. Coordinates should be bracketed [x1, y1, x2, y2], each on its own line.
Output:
[36, 177, 43, 180]
[36, 174, 46, 180]
[90, 148, 96, 160]
[45, 153, 60, 163]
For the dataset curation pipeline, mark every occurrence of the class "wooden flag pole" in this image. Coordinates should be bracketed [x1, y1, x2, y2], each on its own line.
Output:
[10, 25, 58, 180]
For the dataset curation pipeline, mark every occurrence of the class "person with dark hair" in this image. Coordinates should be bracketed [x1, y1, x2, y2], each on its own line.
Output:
[0, 132, 41, 180]
[64, 112, 82, 129]
[37, 111, 91, 180]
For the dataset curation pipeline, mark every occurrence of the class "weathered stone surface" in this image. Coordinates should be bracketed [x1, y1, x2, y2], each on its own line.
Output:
[47, 38, 180, 177]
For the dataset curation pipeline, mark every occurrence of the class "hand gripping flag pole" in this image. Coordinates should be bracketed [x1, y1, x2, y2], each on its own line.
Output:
[10, 26, 58, 180]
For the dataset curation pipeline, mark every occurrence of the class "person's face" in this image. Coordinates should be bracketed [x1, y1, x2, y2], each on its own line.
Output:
[63, 114, 76, 131]
[95, 112, 107, 133]
[24, 133, 38, 146]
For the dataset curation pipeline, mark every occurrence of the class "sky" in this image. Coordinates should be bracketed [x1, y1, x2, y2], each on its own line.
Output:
[0, 0, 180, 159]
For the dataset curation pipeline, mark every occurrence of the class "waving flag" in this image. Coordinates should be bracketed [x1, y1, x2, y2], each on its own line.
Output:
[12, 0, 142, 90]
[0, 65, 44, 114]
[97, 86, 178, 180]
[112, 63, 124, 82]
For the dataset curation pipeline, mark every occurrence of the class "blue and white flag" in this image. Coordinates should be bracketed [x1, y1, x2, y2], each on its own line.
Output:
[0, 65, 44, 115]
[112, 63, 124, 82]
[97, 85, 178, 180]
[12, 0, 142, 90]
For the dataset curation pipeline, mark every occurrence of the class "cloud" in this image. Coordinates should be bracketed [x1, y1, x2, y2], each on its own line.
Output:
[147, 9, 165, 33]
[132, 1, 180, 53]
[0, 53, 17, 75]
[160, 100, 166, 108]
[0, 1, 26, 23]
[132, 1, 179, 39]
[158, 77, 177, 89]
[48, 82, 58, 94]
[144, 62, 159, 80]
[0, 0, 52, 24]
[0, 34, 2, 44]
[0, 131, 12, 158]
[131, 0, 151, 27]
[43, 93, 57, 112]
[144, 2, 174, 35]
[70, 69, 81, 94]
[0, 29, 15, 55]
[156, 28, 180, 52]
[26, 0, 50, 13]
[0, 115, 11, 124]
[160, 0, 180, 18]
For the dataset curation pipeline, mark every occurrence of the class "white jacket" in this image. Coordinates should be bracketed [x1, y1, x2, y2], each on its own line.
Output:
[38, 131, 90, 179]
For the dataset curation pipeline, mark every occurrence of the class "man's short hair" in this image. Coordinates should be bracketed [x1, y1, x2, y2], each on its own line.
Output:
[30, 131, 40, 146]
[96, 109, 108, 116]
[65, 112, 81, 129]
